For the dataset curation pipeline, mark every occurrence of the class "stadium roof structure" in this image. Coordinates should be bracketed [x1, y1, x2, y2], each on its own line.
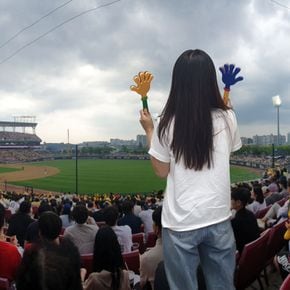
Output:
[0, 116, 38, 134]
[0, 121, 37, 127]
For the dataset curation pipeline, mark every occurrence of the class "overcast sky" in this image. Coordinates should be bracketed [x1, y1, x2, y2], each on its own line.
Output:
[0, 0, 290, 144]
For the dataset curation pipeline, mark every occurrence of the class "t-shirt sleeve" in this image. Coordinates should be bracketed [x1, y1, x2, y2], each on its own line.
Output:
[228, 110, 242, 152]
[148, 122, 170, 163]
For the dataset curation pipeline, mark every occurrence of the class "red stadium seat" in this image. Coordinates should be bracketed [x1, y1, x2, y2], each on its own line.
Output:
[277, 198, 287, 207]
[255, 205, 272, 219]
[280, 274, 290, 290]
[122, 250, 140, 274]
[132, 233, 145, 254]
[262, 221, 287, 286]
[80, 254, 94, 279]
[146, 232, 157, 249]
[235, 229, 270, 290]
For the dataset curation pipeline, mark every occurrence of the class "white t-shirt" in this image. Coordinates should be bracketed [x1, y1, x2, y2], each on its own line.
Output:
[149, 109, 242, 231]
[139, 209, 154, 238]
[112, 225, 133, 253]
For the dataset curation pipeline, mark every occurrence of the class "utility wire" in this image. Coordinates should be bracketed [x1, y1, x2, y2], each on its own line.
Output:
[0, 0, 74, 49]
[270, 0, 290, 10]
[0, 0, 121, 65]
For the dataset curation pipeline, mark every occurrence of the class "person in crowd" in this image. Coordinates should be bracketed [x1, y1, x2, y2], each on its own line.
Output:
[60, 202, 74, 228]
[6, 200, 34, 247]
[25, 201, 53, 243]
[132, 198, 142, 217]
[83, 226, 131, 290]
[263, 184, 283, 206]
[231, 187, 260, 254]
[64, 204, 99, 254]
[16, 211, 83, 290]
[139, 206, 163, 289]
[139, 49, 241, 289]
[118, 200, 143, 234]
[259, 199, 289, 227]
[268, 176, 279, 193]
[278, 176, 289, 199]
[0, 203, 21, 282]
[104, 206, 132, 253]
[138, 202, 153, 240]
[246, 185, 266, 215]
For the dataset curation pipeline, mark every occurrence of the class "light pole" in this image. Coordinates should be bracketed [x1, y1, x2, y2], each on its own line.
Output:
[272, 95, 282, 146]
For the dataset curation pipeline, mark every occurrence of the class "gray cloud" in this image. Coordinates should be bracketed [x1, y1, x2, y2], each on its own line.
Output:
[0, 0, 290, 142]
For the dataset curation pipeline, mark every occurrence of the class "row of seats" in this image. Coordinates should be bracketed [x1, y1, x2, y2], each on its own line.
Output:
[235, 220, 286, 290]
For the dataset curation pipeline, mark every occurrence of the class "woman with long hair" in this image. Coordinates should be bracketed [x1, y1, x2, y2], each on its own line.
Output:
[139, 49, 242, 290]
[247, 185, 266, 214]
[83, 226, 131, 290]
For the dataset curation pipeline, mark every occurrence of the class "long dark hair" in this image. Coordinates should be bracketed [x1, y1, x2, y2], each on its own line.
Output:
[158, 49, 229, 170]
[93, 226, 125, 290]
[253, 186, 264, 204]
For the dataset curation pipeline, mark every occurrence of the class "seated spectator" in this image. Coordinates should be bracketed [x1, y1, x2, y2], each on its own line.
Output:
[278, 176, 289, 199]
[231, 187, 260, 254]
[7, 200, 34, 247]
[104, 206, 132, 253]
[60, 203, 74, 228]
[263, 185, 283, 206]
[140, 206, 163, 289]
[83, 226, 131, 290]
[139, 202, 153, 240]
[268, 176, 279, 193]
[25, 201, 53, 243]
[16, 211, 83, 290]
[0, 203, 21, 282]
[118, 200, 143, 234]
[260, 199, 289, 227]
[64, 204, 98, 254]
[246, 185, 266, 215]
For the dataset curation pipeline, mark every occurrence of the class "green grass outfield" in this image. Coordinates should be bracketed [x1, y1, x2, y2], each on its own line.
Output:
[0, 167, 20, 174]
[8, 159, 260, 194]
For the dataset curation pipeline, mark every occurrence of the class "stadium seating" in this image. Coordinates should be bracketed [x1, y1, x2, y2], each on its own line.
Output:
[81, 254, 94, 279]
[280, 274, 290, 290]
[255, 205, 272, 219]
[122, 250, 140, 274]
[235, 229, 270, 290]
[262, 221, 287, 286]
[146, 232, 157, 249]
[132, 233, 145, 254]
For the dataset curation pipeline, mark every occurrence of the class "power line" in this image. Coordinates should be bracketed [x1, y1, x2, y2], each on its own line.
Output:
[0, 0, 74, 49]
[270, 0, 290, 10]
[0, 0, 121, 66]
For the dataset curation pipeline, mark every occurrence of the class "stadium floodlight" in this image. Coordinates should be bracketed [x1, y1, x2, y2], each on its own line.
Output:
[272, 95, 282, 146]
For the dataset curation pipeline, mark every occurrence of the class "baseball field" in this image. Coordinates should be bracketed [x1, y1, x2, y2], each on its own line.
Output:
[0, 159, 261, 194]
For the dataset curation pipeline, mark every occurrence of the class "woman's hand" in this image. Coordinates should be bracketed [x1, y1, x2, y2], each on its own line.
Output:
[139, 109, 154, 134]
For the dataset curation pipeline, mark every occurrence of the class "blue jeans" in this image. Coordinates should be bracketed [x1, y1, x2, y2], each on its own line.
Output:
[162, 219, 236, 290]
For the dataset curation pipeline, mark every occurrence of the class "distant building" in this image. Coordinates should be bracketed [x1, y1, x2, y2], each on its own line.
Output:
[136, 135, 147, 148]
[241, 137, 253, 145]
[79, 141, 110, 148]
[252, 134, 286, 146]
[110, 138, 136, 147]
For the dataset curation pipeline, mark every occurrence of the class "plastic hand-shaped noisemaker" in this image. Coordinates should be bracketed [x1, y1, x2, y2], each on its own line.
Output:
[130, 71, 154, 111]
[219, 64, 243, 106]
